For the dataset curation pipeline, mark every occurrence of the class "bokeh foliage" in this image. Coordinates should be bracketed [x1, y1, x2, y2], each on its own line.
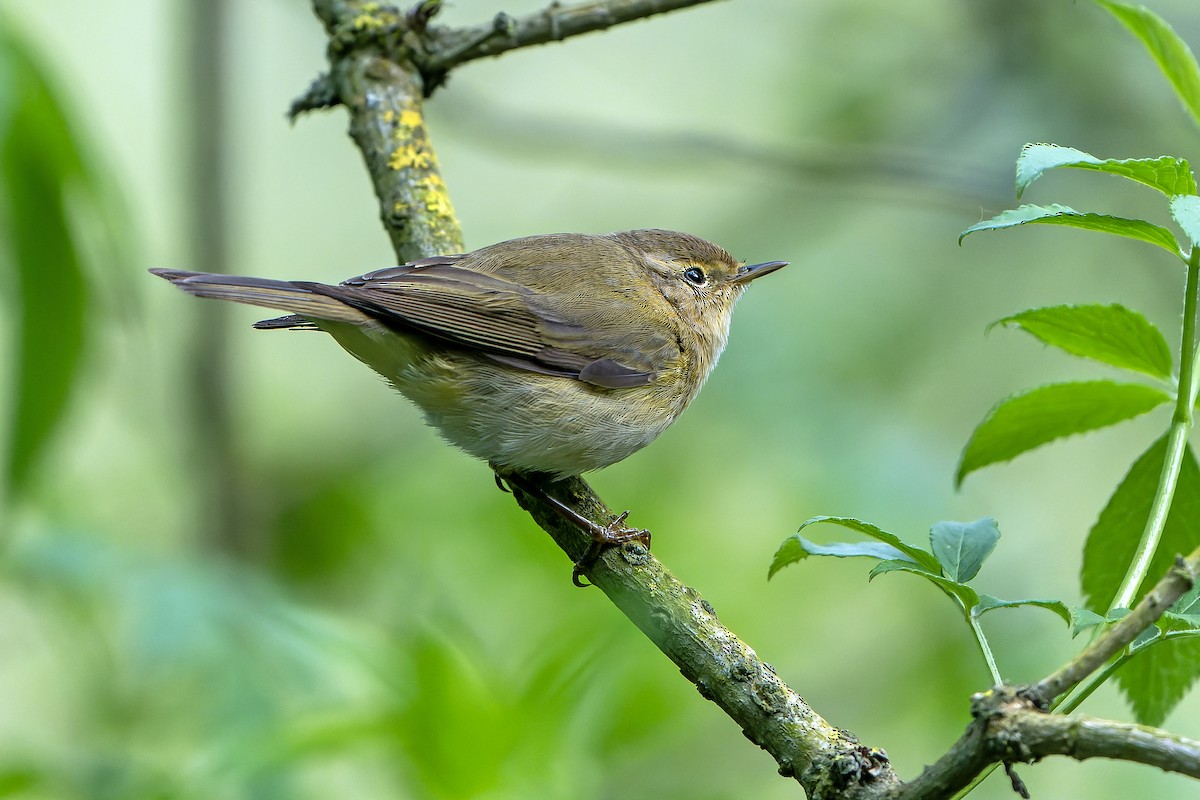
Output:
[2, 1, 1200, 798]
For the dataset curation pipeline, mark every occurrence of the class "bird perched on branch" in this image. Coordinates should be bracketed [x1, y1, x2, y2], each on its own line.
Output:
[152, 228, 786, 580]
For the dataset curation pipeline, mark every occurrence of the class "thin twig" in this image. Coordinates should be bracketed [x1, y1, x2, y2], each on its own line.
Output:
[900, 688, 1200, 799]
[421, 0, 726, 77]
[1034, 547, 1199, 705]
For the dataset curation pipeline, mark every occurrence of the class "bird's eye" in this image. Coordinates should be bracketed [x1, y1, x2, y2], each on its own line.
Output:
[683, 266, 707, 286]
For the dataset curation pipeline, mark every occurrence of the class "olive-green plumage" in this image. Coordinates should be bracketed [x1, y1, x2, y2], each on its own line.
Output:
[151, 229, 785, 477]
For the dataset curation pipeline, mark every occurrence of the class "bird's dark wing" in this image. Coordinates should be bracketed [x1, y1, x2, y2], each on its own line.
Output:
[297, 260, 663, 389]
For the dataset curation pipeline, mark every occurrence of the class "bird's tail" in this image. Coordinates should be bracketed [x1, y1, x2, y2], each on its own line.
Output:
[149, 269, 368, 327]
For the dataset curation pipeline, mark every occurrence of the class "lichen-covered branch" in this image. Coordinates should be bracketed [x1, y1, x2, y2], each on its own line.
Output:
[508, 476, 898, 796]
[418, 0, 725, 81]
[311, 0, 464, 260]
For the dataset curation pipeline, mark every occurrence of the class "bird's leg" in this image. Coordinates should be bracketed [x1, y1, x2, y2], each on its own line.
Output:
[495, 469, 650, 586]
[566, 513, 652, 587]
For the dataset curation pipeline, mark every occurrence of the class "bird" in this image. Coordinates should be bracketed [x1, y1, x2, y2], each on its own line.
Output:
[152, 228, 786, 580]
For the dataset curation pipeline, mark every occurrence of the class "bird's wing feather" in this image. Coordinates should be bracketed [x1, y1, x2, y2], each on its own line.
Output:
[152, 258, 676, 390]
[304, 262, 667, 388]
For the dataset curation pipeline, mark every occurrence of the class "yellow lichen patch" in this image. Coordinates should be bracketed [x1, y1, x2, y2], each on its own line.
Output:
[426, 193, 457, 220]
[382, 109, 396, 123]
[417, 175, 457, 221]
[392, 200, 410, 215]
[388, 142, 433, 171]
[419, 173, 447, 192]
[352, 3, 399, 31]
[398, 108, 422, 130]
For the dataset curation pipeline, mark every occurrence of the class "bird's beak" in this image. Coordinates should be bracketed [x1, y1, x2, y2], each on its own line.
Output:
[732, 260, 788, 285]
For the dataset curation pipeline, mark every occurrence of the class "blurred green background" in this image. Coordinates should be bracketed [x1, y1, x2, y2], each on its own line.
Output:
[2, 0, 1199, 797]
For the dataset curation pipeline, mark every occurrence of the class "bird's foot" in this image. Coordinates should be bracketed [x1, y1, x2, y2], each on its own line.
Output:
[495, 468, 650, 587]
[570, 510, 651, 587]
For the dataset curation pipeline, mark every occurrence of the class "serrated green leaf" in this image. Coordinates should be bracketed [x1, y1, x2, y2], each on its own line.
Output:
[1163, 613, 1200, 631]
[1083, 434, 1200, 724]
[993, 304, 1173, 380]
[1170, 583, 1200, 616]
[1070, 607, 1109, 637]
[973, 594, 1072, 626]
[1163, 584, 1200, 630]
[1131, 625, 1164, 650]
[1016, 144, 1195, 198]
[869, 560, 979, 610]
[795, 516, 942, 573]
[957, 381, 1171, 485]
[1083, 435, 1200, 609]
[960, 203, 1182, 257]
[1169, 194, 1200, 247]
[1119, 635, 1200, 725]
[1097, 1, 1200, 131]
[930, 518, 1000, 582]
[767, 535, 908, 579]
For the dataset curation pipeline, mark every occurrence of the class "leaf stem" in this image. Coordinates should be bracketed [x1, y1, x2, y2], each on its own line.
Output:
[950, 765, 997, 800]
[1109, 247, 1200, 613]
[968, 611, 1003, 685]
[1054, 248, 1200, 716]
[1054, 647, 1130, 714]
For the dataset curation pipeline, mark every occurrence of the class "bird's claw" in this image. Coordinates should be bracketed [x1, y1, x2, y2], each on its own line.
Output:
[570, 510, 651, 587]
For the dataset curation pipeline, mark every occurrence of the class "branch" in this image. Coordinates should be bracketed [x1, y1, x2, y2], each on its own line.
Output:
[310, 0, 465, 260]
[419, 0, 725, 80]
[1034, 546, 1199, 705]
[898, 687, 1200, 798]
[508, 476, 899, 797]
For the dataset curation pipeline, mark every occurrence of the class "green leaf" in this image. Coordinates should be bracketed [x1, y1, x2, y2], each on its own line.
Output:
[973, 594, 1072, 626]
[929, 518, 1000, 582]
[1164, 584, 1200, 630]
[993, 304, 1173, 380]
[1163, 613, 1200, 631]
[0, 28, 90, 497]
[869, 560, 979, 610]
[1082, 434, 1200, 724]
[1131, 625, 1164, 651]
[790, 516, 941, 573]
[957, 381, 1171, 485]
[1096, 1, 1200, 131]
[768, 535, 908, 579]
[1015, 144, 1196, 198]
[1118, 634, 1200, 726]
[1083, 435, 1200, 609]
[1169, 194, 1200, 247]
[1170, 583, 1200, 616]
[959, 203, 1182, 257]
[1070, 607, 1109, 637]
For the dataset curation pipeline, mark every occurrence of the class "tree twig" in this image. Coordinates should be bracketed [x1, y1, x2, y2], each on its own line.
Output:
[311, 0, 463, 261]
[1034, 547, 1199, 706]
[419, 0, 726, 81]
[898, 686, 1200, 798]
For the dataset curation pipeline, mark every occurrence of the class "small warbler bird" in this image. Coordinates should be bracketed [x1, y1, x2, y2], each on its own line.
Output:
[153, 229, 784, 580]
[152, 229, 786, 479]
